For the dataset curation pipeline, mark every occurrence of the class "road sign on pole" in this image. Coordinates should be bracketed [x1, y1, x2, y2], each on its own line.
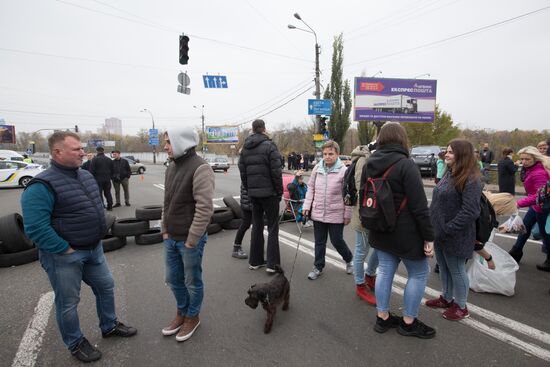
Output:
[149, 128, 159, 146]
[177, 72, 191, 95]
[202, 75, 228, 89]
[308, 99, 332, 115]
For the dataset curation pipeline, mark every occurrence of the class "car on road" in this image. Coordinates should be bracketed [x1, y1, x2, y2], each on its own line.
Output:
[206, 156, 230, 172]
[123, 158, 146, 175]
[0, 150, 25, 162]
[122, 155, 140, 163]
[0, 160, 44, 188]
[339, 155, 352, 167]
[410, 145, 442, 176]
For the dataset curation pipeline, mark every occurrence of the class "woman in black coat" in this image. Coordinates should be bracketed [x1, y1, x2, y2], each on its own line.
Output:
[498, 147, 518, 195]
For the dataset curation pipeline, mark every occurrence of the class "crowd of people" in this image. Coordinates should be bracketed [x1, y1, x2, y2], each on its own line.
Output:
[18, 122, 550, 362]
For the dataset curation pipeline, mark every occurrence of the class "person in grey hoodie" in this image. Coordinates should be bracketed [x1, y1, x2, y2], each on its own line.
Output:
[160, 128, 215, 342]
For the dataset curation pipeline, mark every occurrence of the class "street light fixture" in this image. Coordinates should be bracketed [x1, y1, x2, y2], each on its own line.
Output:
[193, 105, 206, 156]
[413, 73, 431, 79]
[288, 12, 321, 135]
[140, 108, 157, 164]
[371, 71, 383, 78]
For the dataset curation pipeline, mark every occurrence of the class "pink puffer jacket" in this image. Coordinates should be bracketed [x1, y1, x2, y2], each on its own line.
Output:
[517, 161, 550, 213]
[303, 159, 351, 223]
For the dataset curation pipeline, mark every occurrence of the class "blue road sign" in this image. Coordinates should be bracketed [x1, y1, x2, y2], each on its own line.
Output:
[308, 99, 332, 115]
[87, 139, 105, 148]
[203, 75, 228, 89]
[149, 128, 159, 146]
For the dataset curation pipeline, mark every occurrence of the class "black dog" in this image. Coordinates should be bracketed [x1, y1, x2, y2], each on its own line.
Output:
[245, 265, 290, 334]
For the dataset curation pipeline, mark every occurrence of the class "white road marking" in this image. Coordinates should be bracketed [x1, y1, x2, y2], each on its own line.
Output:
[12, 292, 54, 367]
[274, 228, 550, 361]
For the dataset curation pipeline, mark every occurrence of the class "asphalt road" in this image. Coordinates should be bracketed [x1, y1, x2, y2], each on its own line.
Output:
[1, 163, 549, 367]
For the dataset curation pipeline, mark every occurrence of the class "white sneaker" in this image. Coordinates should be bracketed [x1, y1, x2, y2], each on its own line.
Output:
[308, 267, 322, 280]
[345, 262, 353, 274]
[303, 220, 313, 228]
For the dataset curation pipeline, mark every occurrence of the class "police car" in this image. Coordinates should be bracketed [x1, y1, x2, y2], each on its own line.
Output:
[0, 160, 44, 188]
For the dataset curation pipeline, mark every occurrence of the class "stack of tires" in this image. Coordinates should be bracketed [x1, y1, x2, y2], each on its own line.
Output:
[207, 196, 243, 235]
[0, 213, 38, 267]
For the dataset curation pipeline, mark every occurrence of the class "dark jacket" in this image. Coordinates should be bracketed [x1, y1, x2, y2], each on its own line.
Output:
[26, 160, 106, 250]
[238, 133, 283, 198]
[81, 160, 91, 171]
[240, 183, 252, 212]
[480, 149, 494, 164]
[112, 158, 131, 182]
[90, 153, 114, 182]
[430, 171, 481, 259]
[497, 156, 517, 195]
[363, 144, 434, 260]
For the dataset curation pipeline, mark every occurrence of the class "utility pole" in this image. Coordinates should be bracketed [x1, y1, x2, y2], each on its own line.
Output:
[314, 42, 321, 134]
[140, 109, 157, 164]
[194, 105, 206, 156]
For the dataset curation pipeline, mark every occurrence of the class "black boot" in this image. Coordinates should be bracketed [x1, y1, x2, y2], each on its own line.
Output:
[509, 248, 523, 264]
[536, 255, 550, 272]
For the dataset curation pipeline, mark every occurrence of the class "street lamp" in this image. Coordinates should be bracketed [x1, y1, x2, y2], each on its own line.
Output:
[193, 105, 206, 156]
[288, 12, 321, 134]
[413, 73, 431, 79]
[371, 71, 383, 78]
[140, 108, 157, 164]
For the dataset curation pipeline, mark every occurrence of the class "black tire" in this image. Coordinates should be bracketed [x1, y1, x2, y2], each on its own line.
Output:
[0, 213, 34, 253]
[212, 207, 234, 224]
[111, 218, 149, 237]
[135, 228, 163, 245]
[221, 218, 242, 230]
[102, 235, 127, 252]
[19, 176, 33, 187]
[137, 167, 145, 174]
[223, 196, 242, 219]
[105, 213, 116, 236]
[0, 246, 39, 267]
[135, 205, 163, 221]
[207, 223, 222, 235]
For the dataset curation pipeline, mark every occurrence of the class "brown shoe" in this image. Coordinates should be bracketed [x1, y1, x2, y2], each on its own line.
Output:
[162, 312, 185, 336]
[175, 315, 200, 342]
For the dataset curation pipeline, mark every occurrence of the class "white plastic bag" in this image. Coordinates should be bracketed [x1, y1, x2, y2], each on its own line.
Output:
[467, 241, 519, 296]
[498, 214, 526, 234]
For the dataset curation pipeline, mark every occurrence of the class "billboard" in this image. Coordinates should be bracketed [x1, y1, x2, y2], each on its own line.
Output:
[354, 77, 437, 122]
[205, 126, 238, 144]
[0, 124, 16, 144]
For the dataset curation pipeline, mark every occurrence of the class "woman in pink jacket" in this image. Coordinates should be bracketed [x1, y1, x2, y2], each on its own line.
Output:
[303, 140, 353, 280]
[508, 146, 550, 271]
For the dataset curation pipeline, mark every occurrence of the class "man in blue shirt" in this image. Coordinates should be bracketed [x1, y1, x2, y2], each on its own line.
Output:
[21, 131, 137, 363]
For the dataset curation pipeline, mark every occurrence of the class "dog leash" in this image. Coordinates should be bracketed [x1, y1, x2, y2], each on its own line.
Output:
[287, 221, 305, 285]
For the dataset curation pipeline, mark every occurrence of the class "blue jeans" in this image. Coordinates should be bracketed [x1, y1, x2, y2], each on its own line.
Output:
[434, 245, 469, 308]
[511, 207, 550, 253]
[375, 250, 429, 319]
[313, 221, 353, 271]
[39, 245, 117, 351]
[353, 231, 379, 284]
[164, 234, 207, 317]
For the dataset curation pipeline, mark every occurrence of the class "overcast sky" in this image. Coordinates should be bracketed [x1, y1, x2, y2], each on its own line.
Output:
[1, 0, 549, 136]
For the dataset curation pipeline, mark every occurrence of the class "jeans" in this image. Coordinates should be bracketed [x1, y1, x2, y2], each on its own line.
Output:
[39, 244, 117, 351]
[313, 221, 353, 271]
[234, 209, 252, 245]
[375, 250, 429, 319]
[113, 178, 130, 205]
[434, 246, 469, 308]
[97, 180, 113, 207]
[511, 207, 550, 253]
[164, 234, 207, 318]
[353, 231, 379, 285]
[250, 196, 281, 268]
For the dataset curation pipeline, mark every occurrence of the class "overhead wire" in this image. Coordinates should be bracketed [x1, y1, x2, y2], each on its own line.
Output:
[345, 4, 550, 68]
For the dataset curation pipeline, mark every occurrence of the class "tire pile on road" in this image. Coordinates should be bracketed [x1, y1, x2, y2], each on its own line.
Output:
[0, 213, 38, 267]
[207, 196, 243, 235]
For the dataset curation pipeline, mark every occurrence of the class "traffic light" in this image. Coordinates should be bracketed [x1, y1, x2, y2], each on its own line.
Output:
[319, 117, 328, 134]
[75, 125, 79, 133]
[179, 35, 189, 65]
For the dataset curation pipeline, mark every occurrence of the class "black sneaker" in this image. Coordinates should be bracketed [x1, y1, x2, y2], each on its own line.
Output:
[113, 203, 121, 208]
[397, 318, 436, 339]
[232, 247, 248, 259]
[71, 337, 102, 363]
[373, 313, 400, 333]
[102, 321, 138, 338]
[125, 202, 131, 207]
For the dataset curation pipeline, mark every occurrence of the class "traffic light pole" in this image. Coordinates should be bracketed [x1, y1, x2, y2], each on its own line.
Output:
[314, 42, 321, 135]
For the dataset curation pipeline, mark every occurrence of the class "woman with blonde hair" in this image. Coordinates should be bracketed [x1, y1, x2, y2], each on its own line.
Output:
[426, 139, 481, 321]
[508, 146, 550, 271]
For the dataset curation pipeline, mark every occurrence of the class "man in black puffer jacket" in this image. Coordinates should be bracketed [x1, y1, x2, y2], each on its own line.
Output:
[238, 119, 283, 272]
[90, 146, 114, 210]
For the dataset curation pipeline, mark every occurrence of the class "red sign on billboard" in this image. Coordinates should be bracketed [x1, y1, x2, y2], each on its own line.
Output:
[359, 81, 385, 92]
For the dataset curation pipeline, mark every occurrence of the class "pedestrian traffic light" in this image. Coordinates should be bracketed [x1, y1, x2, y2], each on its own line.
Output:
[179, 35, 189, 65]
[75, 125, 79, 133]
[319, 117, 328, 134]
